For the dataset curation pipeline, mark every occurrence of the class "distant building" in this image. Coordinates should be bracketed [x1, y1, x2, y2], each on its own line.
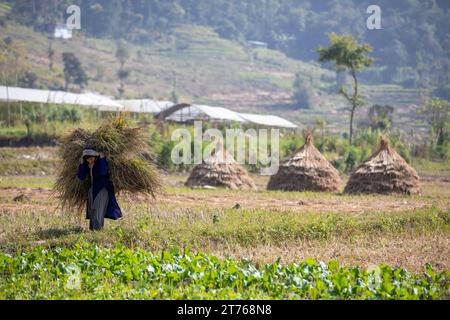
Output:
[248, 41, 268, 49]
[54, 23, 72, 40]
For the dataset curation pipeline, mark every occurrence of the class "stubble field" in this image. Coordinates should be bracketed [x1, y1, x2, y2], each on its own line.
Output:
[0, 148, 449, 299]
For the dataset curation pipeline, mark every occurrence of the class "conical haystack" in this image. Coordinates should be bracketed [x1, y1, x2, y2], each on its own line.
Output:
[185, 145, 256, 190]
[344, 138, 421, 195]
[267, 134, 341, 192]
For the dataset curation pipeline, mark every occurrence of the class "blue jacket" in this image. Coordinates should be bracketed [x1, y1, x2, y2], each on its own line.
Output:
[77, 157, 122, 220]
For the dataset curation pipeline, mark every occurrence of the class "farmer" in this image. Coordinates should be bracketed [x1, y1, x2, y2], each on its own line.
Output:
[77, 148, 122, 230]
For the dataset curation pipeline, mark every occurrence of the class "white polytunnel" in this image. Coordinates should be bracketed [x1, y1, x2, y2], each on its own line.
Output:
[115, 99, 174, 113]
[162, 104, 298, 128]
[0, 86, 123, 109]
[0, 86, 298, 129]
[165, 104, 246, 123]
[237, 113, 298, 128]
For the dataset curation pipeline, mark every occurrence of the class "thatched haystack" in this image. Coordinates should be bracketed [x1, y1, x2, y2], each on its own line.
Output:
[54, 116, 162, 211]
[185, 146, 256, 190]
[344, 137, 421, 195]
[267, 134, 341, 192]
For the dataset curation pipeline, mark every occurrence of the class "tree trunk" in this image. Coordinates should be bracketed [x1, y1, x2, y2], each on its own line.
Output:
[349, 105, 356, 145]
[349, 69, 359, 145]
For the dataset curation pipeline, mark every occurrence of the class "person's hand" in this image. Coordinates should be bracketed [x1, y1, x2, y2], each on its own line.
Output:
[79, 156, 84, 164]
[99, 152, 105, 158]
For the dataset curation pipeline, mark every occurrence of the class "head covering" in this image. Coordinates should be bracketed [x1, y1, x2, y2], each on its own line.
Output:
[82, 149, 99, 157]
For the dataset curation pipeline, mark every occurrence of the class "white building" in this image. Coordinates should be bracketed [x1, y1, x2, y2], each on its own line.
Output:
[54, 24, 72, 40]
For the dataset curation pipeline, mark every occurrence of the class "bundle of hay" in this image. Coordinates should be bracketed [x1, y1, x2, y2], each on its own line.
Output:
[185, 146, 256, 190]
[344, 137, 421, 195]
[267, 134, 341, 192]
[54, 116, 162, 210]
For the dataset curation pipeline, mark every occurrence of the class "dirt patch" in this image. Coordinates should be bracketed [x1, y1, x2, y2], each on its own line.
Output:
[0, 186, 446, 215]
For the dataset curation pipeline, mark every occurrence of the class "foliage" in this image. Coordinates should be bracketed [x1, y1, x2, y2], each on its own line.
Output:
[419, 99, 450, 148]
[368, 104, 394, 131]
[62, 52, 88, 90]
[293, 73, 314, 109]
[115, 40, 130, 97]
[0, 35, 28, 88]
[7, 0, 450, 89]
[48, 106, 82, 123]
[0, 244, 448, 299]
[317, 33, 374, 144]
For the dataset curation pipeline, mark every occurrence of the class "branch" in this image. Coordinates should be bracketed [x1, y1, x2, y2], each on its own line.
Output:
[338, 86, 352, 103]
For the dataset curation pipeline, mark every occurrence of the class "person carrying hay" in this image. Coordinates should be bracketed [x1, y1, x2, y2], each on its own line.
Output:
[77, 148, 122, 230]
[54, 117, 162, 226]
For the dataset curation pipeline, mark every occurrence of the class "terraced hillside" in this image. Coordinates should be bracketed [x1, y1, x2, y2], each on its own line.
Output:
[1, 7, 426, 135]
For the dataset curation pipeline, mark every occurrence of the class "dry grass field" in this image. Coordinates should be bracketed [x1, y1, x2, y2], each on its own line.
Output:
[1, 172, 448, 274]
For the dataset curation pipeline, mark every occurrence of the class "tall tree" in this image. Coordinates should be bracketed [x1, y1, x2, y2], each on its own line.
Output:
[317, 33, 374, 144]
[62, 52, 88, 90]
[293, 73, 314, 109]
[47, 38, 54, 71]
[115, 40, 129, 97]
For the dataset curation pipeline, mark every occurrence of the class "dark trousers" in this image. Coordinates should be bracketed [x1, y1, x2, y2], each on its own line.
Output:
[87, 187, 109, 230]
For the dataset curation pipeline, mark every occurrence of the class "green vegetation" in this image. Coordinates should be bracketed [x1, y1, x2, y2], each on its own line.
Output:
[0, 111, 446, 176]
[318, 33, 374, 144]
[418, 99, 450, 159]
[0, 244, 448, 299]
[6, 0, 449, 92]
[0, 166, 448, 300]
[1, 0, 449, 301]
[293, 73, 314, 109]
[62, 52, 88, 90]
[115, 40, 130, 97]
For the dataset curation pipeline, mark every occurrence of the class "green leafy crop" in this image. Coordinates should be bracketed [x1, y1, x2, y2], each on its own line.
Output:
[0, 244, 448, 300]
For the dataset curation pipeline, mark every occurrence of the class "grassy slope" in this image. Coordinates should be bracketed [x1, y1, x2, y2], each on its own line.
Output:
[2, 14, 427, 134]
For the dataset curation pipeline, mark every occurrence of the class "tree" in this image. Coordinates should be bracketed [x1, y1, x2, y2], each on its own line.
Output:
[115, 40, 130, 97]
[47, 38, 54, 71]
[117, 69, 130, 97]
[419, 99, 450, 147]
[62, 52, 88, 90]
[317, 33, 374, 144]
[293, 73, 314, 109]
[18, 71, 38, 88]
[368, 104, 394, 131]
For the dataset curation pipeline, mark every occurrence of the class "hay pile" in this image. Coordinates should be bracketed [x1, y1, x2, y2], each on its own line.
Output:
[344, 137, 421, 195]
[185, 146, 256, 190]
[267, 134, 341, 192]
[54, 116, 162, 210]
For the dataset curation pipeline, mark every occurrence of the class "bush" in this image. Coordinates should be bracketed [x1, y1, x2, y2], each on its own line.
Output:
[293, 74, 314, 109]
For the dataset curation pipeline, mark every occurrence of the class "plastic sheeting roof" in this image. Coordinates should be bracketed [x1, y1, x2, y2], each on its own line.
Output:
[1, 86, 298, 128]
[238, 113, 298, 128]
[115, 99, 174, 113]
[166, 104, 246, 123]
[0, 86, 122, 109]
[165, 104, 298, 128]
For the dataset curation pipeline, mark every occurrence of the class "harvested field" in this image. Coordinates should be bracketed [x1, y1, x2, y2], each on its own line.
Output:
[0, 174, 449, 275]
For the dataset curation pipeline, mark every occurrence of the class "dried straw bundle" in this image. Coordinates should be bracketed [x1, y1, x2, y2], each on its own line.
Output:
[185, 147, 256, 190]
[344, 137, 421, 195]
[267, 134, 341, 192]
[54, 117, 162, 210]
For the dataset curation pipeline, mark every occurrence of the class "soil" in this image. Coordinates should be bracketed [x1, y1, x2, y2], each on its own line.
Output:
[1, 185, 447, 215]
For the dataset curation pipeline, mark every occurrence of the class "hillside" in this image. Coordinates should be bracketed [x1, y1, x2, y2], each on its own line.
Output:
[1, 9, 428, 135]
[6, 0, 450, 91]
